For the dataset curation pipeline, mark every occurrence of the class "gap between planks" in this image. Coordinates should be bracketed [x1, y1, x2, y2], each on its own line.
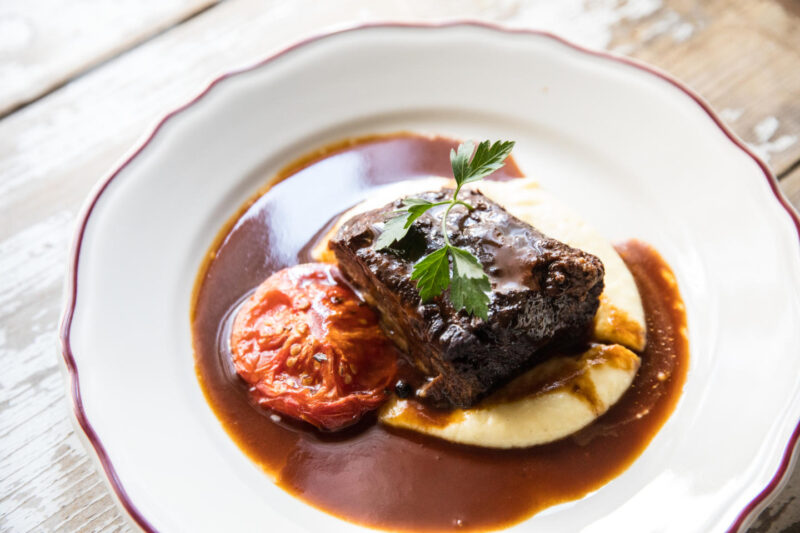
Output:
[0, 0, 220, 118]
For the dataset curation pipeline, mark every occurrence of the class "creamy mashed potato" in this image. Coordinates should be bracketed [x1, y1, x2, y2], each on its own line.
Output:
[380, 344, 640, 448]
[312, 176, 646, 448]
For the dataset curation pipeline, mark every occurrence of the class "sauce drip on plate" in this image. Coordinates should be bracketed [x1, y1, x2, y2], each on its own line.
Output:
[192, 133, 688, 532]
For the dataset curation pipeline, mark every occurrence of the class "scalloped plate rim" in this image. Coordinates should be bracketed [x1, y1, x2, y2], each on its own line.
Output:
[58, 20, 800, 533]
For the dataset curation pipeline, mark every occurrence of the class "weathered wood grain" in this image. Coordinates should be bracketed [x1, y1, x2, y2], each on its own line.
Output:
[781, 164, 800, 214]
[604, 0, 800, 176]
[748, 439, 800, 533]
[1, 1, 799, 532]
[0, 0, 218, 117]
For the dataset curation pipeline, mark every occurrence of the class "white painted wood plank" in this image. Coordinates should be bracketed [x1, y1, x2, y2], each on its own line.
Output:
[0, 0, 218, 116]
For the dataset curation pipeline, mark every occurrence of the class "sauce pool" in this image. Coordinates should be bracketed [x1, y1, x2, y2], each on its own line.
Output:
[192, 133, 689, 532]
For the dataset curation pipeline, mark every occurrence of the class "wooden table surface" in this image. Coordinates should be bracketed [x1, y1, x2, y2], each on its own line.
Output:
[1, 1, 799, 531]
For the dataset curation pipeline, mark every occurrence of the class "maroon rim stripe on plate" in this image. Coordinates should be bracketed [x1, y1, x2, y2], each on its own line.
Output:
[58, 21, 800, 533]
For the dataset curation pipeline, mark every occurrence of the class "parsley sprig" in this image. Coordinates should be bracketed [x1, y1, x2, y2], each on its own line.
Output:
[375, 140, 515, 319]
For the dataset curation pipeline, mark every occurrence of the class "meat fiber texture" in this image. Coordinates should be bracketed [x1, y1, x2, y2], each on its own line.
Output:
[330, 189, 604, 408]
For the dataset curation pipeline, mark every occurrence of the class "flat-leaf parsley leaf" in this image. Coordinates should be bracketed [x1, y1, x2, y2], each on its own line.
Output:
[375, 139, 515, 319]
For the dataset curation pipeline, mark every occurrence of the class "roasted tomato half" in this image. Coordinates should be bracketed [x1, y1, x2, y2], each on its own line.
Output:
[230, 263, 397, 430]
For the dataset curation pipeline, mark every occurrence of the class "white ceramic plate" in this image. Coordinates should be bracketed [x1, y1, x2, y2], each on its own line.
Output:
[60, 22, 800, 533]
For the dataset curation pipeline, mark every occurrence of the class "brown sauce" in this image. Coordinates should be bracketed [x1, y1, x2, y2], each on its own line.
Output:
[192, 133, 689, 532]
[485, 343, 640, 407]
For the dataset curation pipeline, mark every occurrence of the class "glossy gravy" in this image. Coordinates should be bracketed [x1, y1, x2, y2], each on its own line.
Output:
[192, 134, 689, 532]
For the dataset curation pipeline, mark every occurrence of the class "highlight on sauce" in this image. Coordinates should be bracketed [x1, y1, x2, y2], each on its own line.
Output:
[192, 133, 689, 531]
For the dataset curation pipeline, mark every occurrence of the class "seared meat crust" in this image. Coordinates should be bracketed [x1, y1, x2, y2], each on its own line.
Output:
[330, 188, 604, 408]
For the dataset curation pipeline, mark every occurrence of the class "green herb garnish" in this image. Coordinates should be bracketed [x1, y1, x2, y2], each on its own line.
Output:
[375, 139, 515, 319]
